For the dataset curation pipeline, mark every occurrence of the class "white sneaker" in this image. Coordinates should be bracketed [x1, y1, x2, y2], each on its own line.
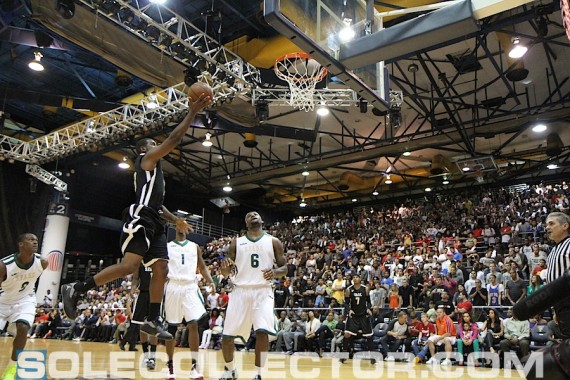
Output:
[441, 359, 452, 366]
[386, 356, 395, 361]
[189, 365, 204, 380]
[219, 367, 238, 380]
[426, 357, 438, 365]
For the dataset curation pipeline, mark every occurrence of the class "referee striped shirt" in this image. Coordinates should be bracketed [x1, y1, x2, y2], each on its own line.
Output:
[545, 236, 570, 284]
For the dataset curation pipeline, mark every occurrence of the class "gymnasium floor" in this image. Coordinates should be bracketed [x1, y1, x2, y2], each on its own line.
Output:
[1, 337, 526, 379]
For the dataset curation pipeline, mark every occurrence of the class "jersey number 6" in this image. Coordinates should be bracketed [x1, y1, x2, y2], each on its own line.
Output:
[250, 253, 259, 268]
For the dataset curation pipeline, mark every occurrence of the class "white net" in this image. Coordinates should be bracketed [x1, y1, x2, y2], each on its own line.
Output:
[274, 53, 328, 112]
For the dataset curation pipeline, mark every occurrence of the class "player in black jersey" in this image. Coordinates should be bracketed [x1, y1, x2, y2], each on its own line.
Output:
[61, 92, 211, 340]
[341, 273, 376, 364]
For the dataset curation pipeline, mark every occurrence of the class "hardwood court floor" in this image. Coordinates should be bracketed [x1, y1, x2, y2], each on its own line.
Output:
[1, 337, 525, 379]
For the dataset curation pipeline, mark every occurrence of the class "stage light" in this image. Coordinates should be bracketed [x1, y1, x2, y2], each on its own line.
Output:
[56, 0, 75, 19]
[28, 51, 44, 71]
[256, 100, 269, 122]
[509, 37, 528, 59]
[202, 132, 213, 147]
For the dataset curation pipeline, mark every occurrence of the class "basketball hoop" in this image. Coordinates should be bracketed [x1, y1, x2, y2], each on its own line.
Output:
[274, 52, 328, 112]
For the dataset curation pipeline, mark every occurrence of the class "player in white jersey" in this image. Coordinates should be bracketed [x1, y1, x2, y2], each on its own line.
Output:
[219, 211, 287, 380]
[164, 225, 214, 380]
[1, 233, 47, 380]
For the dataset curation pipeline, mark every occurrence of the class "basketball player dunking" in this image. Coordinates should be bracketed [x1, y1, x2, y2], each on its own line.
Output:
[218, 211, 287, 380]
[61, 93, 211, 340]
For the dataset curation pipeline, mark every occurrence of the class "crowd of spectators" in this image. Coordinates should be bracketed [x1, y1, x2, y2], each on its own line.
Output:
[7, 181, 569, 364]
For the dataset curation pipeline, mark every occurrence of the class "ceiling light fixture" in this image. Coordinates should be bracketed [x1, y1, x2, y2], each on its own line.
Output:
[338, 18, 356, 42]
[146, 93, 159, 109]
[202, 132, 213, 147]
[385, 174, 392, 185]
[223, 184, 232, 192]
[425, 187, 432, 192]
[299, 199, 307, 208]
[508, 37, 528, 59]
[28, 51, 44, 71]
[352, 198, 357, 202]
[316, 105, 329, 116]
[372, 190, 379, 196]
[302, 170, 310, 176]
[547, 163, 559, 170]
[462, 164, 470, 172]
[442, 179, 450, 185]
[118, 156, 130, 169]
[402, 151, 411, 157]
[532, 123, 547, 133]
[149, 0, 167, 4]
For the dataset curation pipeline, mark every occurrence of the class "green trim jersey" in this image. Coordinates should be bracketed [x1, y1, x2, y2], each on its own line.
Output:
[234, 233, 275, 287]
[167, 240, 198, 283]
[0, 253, 44, 304]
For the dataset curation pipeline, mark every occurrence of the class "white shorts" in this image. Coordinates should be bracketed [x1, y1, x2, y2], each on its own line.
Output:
[428, 334, 457, 346]
[223, 286, 276, 341]
[0, 300, 36, 327]
[164, 281, 207, 324]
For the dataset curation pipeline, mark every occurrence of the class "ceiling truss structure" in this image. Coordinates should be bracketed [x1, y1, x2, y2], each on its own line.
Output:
[0, 0, 569, 210]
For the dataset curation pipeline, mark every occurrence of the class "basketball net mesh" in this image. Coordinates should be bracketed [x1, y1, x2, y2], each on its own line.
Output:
[275, 55, 327, 112]
[563, 0, 570, 42]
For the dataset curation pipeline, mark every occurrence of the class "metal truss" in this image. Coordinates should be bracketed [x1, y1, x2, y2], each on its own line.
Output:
[25, 164, 68, 192]
[0, 83, 191, 164]
[252, 88, 358, 107]
[76, 0, 261, 99]
[0, 81, 373, 164]
[251, 88, 403, 108]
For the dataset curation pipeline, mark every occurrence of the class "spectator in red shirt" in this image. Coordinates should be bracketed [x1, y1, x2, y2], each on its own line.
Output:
[217, 288, 229, 309]
[412, 313, 436, 363]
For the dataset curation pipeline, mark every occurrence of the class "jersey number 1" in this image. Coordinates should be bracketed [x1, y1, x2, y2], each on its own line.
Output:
[181, 254, 185, 265]
[250, 253, 259, 268]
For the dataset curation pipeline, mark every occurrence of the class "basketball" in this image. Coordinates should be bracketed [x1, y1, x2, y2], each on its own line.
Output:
[187, 82, 214, 102]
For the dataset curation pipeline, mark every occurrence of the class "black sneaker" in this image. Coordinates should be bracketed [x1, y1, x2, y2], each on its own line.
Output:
[370, 358, 377, 365]
[140, 319, 173, 340]
[61, 283, 81, 319]
[219, 366, 237, 380]
[339, 358, 347, 364]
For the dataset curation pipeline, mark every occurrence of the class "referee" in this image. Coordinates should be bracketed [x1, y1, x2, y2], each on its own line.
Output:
[545, 212, 570, 339]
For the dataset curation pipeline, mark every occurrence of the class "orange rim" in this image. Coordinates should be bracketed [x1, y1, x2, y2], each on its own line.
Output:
[274, 52, 328, 82]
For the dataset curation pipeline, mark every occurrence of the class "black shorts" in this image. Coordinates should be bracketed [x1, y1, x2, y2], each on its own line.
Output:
[119, 205, 168, 262]
[345, 315, 373, 336]
[131, 291, 150, 324]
